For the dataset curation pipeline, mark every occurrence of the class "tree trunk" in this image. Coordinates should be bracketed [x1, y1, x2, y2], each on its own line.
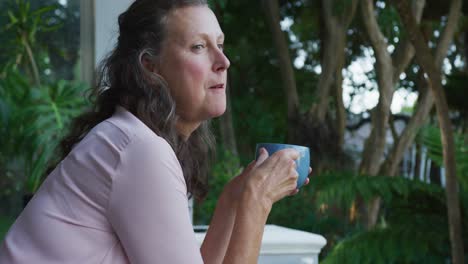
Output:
[381, 73, 433, 177]
[310, 0, 343, 122]
[310, 0, 358, 146]
[358, 0, 395, 228]
[334, 44, 346, 147]
[261, 0, 299, 124]
[359, 0, 395, 177]
[391, 0, 426, 80]
[380, 0, 468, 179]
[393, 0, 464, 263]
[360, 0, 426, 228]
[286, 0, 358, 170]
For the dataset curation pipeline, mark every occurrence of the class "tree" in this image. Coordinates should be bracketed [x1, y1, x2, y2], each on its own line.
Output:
[392, 0, 465, 262]
[359, 0, 425, 228]
[309, 0, 358, 147]
[381, 0, 462, 178]
[261, 0, 300, 136]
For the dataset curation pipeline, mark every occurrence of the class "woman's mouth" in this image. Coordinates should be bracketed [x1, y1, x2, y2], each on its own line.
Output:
[209, 84, 225, 89]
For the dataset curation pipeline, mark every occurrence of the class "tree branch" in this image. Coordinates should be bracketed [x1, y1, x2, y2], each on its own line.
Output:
[391, 0, 426, 82]
[360, 0, 391, 65]
[359, 0, 394, 176]
[309, 0, 345, 121]
[381, 72, 434, 177]
[344, 0, 359, 28]
[434, 0, 463, 67]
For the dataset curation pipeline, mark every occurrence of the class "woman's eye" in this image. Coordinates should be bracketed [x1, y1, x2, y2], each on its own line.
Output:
[217, 43, 224, 50]
[192, 44, 205, 51]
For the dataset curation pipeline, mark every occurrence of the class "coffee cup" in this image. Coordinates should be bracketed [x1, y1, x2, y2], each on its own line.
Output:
[255, 143, 310, 188]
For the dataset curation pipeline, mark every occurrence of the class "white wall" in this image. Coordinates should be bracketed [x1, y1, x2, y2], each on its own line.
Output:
[94, 0, 134, 66]
[80, 0, 134, 85]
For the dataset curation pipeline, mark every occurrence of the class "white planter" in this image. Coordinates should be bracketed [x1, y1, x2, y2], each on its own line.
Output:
[194, 224, 327, 264]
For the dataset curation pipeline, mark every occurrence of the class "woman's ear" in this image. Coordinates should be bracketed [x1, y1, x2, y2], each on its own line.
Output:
[141, 53, 159, 73]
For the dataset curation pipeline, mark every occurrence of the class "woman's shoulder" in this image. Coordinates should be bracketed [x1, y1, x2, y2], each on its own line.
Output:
[101, 106, 171, 149]
[105, 106, 179, 165]
[69, 106, 175, 169]
[105, 107, 186, 193]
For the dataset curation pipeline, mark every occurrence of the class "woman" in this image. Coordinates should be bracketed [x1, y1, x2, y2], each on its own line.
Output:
[0, 0, 309, 263]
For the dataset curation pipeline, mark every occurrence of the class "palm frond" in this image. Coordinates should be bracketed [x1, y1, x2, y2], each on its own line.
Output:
[419, 125, 468, 191]
[323, 222, 449, 264]
[0, 67, 88, 193]
[311, 171, 444, 210]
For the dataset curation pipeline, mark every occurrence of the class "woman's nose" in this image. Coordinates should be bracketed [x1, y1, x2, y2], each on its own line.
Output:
[213, 49, 230, 72]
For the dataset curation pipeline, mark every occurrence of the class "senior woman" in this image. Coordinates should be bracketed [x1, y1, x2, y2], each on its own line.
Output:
[0, 0, 309, 263]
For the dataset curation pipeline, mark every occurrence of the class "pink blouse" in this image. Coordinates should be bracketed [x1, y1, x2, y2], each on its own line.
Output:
[0, 106, 204, 263]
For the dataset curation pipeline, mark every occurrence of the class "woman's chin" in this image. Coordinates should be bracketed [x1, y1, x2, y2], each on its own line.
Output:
[209, 106, 227, 118]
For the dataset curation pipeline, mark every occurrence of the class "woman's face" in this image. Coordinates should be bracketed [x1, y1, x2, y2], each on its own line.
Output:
[157, 5, 230, 136]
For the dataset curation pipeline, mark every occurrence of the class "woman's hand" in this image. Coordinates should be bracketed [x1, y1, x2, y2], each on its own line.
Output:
[245, 148, 299, 208]
[222, 148, 312, 207]
[221, 161, 255, 203]
[219, 148, 312, 264]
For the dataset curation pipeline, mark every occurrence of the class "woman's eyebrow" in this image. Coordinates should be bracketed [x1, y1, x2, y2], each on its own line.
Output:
[191, 32, 225, 41]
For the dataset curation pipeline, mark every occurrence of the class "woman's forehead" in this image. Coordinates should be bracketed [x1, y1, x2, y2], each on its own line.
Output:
[165, 6, 224, 41]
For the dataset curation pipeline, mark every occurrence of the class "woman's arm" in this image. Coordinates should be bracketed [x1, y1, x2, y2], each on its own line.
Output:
[200, 190, 237, 264]
[201, 148, 301, 264]
[108, 137, 204, 264]
[200, 162, 255, 264]
[223, 148, 300, 263]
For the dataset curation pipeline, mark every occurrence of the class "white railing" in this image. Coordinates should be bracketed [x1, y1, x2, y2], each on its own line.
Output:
[194, 225, 327, 264]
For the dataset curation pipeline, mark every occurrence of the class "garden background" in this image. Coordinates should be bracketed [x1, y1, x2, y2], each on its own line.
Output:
[0, 0, 467, 263]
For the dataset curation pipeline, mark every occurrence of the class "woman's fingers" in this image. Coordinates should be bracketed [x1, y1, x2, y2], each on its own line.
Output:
[248, 148, 303, 203]
[259, 148, 299, 171]
[255, 148, 269, 167]
[289, 189, 299, 196]
[243, 160, 256, 175]
[283, 148, 300, 160]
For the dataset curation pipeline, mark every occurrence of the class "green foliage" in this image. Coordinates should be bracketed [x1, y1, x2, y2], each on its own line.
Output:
[4, 0, 60, 36]
[419, 125, 468, 190]
[323, 224, 449, 264]
[314, 170, 465, 263]
[332, 0, 356, 18]
[314, 125, 468, 263]
[312, 171, 444, 209]
[267, 177, 318, 231]
[376, 3, 403, 44]
[34, 0, 81, 81]
[0, 68, 88, 193]
[1, 0, 61, 76]
[208, 0, 227, 9]
[0, 0, 87, 197]
[193, 149, 242, 225]
[445, 72, 468, 114]
[0, 215, 14, 241]
[25, 83, 87, 192]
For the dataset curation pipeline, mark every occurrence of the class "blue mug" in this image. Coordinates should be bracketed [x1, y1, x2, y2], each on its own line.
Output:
[255, 143, 310, 188]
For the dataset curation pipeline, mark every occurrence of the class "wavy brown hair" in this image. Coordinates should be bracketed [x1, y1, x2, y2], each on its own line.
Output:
[60, 0, 214, 200]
